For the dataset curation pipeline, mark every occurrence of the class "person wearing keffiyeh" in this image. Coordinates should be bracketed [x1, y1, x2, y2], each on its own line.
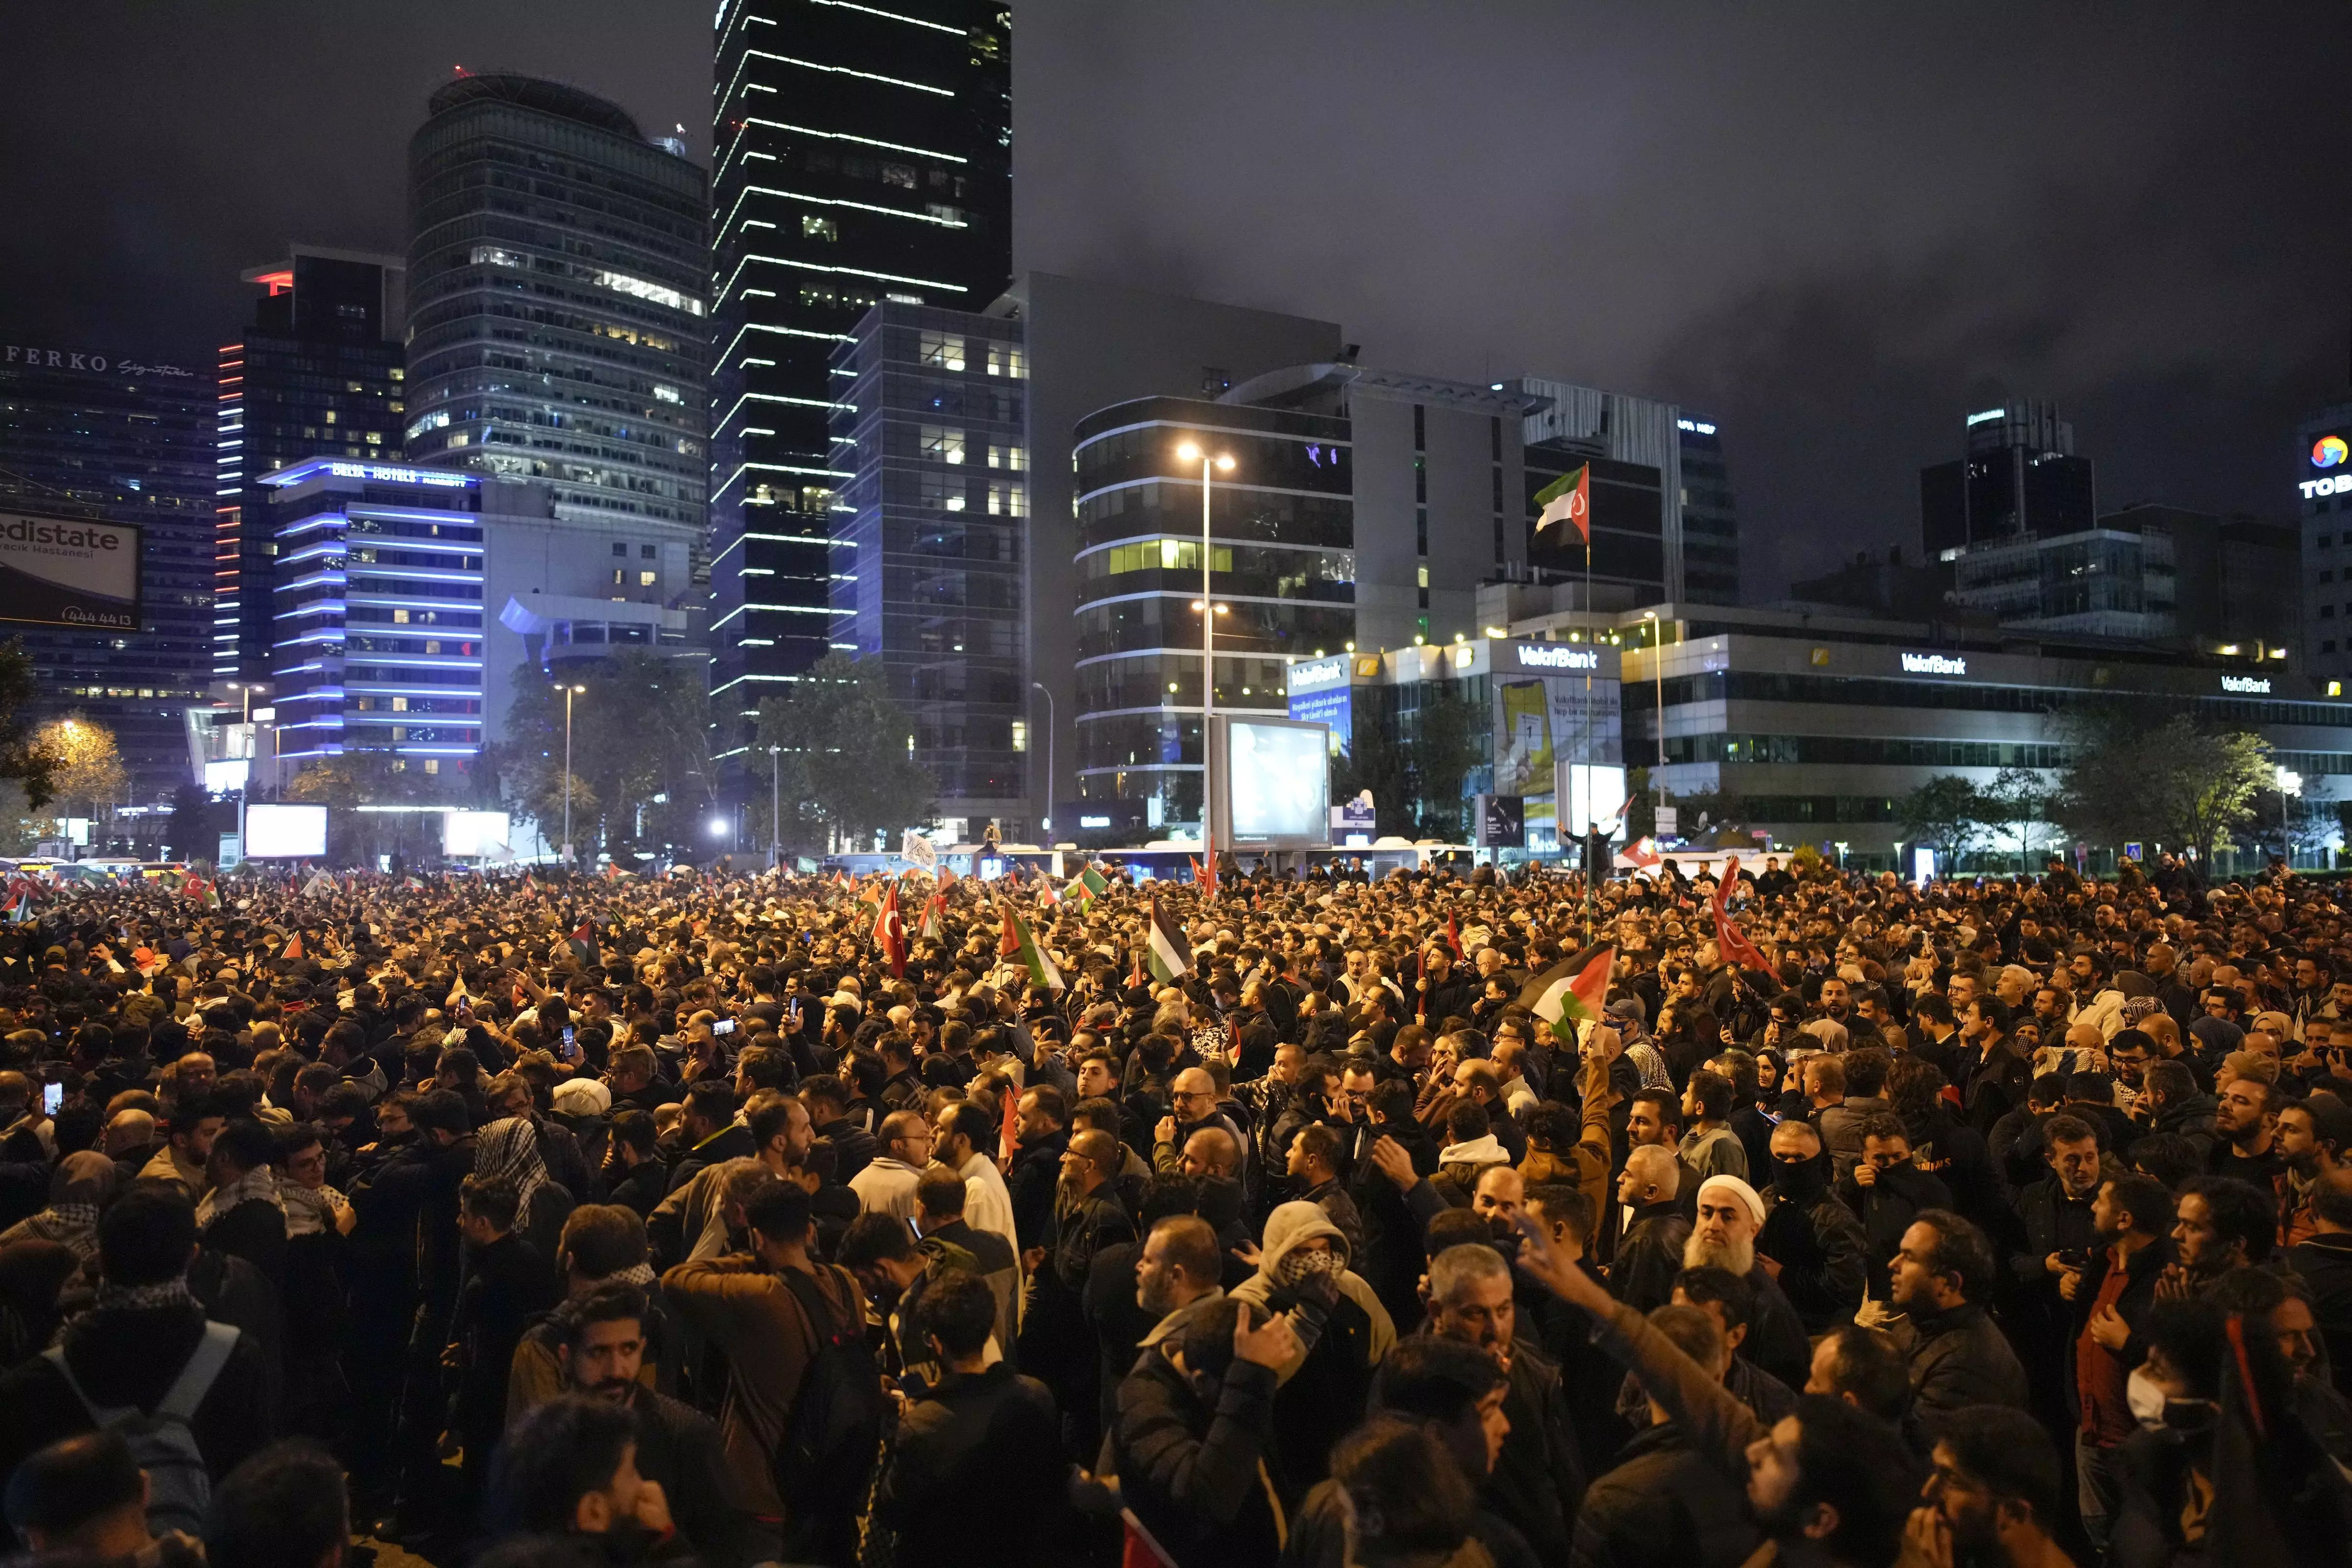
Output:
[0, 1151, 117, 1260]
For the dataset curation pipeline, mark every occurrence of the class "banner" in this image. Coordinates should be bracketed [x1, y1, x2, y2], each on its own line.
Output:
[0, 508, 142, 631]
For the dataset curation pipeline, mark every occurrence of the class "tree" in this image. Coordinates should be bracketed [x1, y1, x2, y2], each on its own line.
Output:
[165, 782, 220, 864]
[2056, 708, 2272, 867]
[32, 714, 128, 822]
[753, 652, 933, 852]
[1332, 715, 1413, 839]
[501, 652, 723, 861]
[1403, 688, 1483, 839]
[0, 639, 58, 811]
[1899, 775, 1988, 871]
[1981, 766, 2056, 872]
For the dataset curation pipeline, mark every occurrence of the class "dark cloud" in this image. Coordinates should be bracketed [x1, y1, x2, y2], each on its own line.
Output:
[5, 3, 2345, 595]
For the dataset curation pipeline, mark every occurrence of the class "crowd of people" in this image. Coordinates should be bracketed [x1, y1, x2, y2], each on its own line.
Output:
[0, 847, 2349, 1568]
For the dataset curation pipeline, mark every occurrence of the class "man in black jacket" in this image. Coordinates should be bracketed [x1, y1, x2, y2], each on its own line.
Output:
[447, 1174, 556, 1520]
[798, 1072, 878, 1186]
[664, 1081, 753, 1197]
[1887, 1208, 2029, 1422]
[2064, 1172, 2173, 1553]
[2290, 1167, 2352, 1399]
[1112, 1294, 1296, 1568]
[875, 1271, 1072, 1568]
[550, 1283, 764, 1568]
[1754, 1121, 1867, 1334]
[1837, 1113, 1951, 1301]
[1005, 1083, 1071, 1254]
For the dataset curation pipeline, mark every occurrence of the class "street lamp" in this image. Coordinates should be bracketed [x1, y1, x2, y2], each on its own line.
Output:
[1031, 681, 1055, 838]
[558, 682, 587, 865]
[1176, 441, 1235, 851]
[2278, 765, 2303, 868]
[767, 745, 782, 869]
[1642, 610, 1665, 810]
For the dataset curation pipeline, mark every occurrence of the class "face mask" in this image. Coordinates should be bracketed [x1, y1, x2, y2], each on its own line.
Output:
[2126, 1367, 2169, 1428]
[1775, 1158, 1828, 1204]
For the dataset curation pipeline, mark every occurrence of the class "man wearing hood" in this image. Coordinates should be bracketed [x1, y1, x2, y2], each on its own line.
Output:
[1226, 1200, 1394, 1485]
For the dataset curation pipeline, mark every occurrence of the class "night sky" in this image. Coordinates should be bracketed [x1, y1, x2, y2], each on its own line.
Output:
[7, 2, 2347, 592]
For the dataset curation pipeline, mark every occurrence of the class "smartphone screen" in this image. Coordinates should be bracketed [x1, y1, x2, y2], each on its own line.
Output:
[713, 1018, 736, 1036]
[563, 1025, 576, 1049]
[41, 1083, 62, 1117]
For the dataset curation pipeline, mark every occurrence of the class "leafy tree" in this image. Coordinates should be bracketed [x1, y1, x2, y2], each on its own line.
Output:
[1404, 687, 1483, 840]
[1332, 715, 1413, 839]
[501, 652, 723, 860]
[0, 639, 57, 811]
[1981, 766, 2056, 872]
[165, 782, 220, 864]
[753, 652, 933, 852]
[2056, 708, 2272, 867]
[32, 714, 128, 824]
[1898, 774, 1987, 870]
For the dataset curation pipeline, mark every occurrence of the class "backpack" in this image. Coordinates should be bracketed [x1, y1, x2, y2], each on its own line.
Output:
[43, 1321, 240, 1538]
[774, 1266, 884, 1556]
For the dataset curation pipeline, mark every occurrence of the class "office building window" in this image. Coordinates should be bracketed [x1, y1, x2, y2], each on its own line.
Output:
[986, 344, 1025, 379]
[639, 571, 657, 586]
[612, 568, 626, 585]
[640, 544, 656, 559]
[1416, 509, 1427, 555]
[1415, 456, 1426, 504]
[987, 443, 1025, 471]
[1490, 416, 1502, 462]
[919, 333, 966, 372]
[1413, 404, 1425, 451]
[802, 215, 837, 241]
[920, 426, 966, 464]
[612, 542, 627, 555]
[988, 482, 1026, 517]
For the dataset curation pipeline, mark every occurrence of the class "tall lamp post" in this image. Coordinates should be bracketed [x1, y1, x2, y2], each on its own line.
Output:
[1641, 610, 1665, 811]
[1030, 680, 1055, 840]
[558, 682, 586, 865]
[2278, 765, 2303, 869]
[767, 745, 782, 869]
[1176, 441, 1235, 853]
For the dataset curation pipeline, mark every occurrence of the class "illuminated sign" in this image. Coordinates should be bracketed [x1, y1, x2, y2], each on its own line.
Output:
[1286, 655, 1351, 695]
[1078, 815, 1111, 829]
[1511, 642, 1599, 672]
[1966, 408, 2006, 426]
[2316, 435, 2350, 469]
[3, 343, 196, 378]
[2302, 475, 2352, 500]
[1900, 652, 1966, 675]
[0, 509, 142, 631]
[2221, 675, 2272, 694]
[262, 458, 476, 490]
[1675, 418, 1718, 435]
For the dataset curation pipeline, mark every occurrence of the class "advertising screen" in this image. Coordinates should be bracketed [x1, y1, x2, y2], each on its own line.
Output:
[1220, 716, 1331, 848]
[244, 803, 327, 858]
[442, 810, 511, 858]
[0, 508, 143, 631]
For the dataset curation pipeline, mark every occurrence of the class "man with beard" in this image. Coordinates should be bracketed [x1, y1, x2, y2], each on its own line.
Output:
[1423, 1242, 1583, 1564]
[2205, 1074, 2287, 1198]
[1886, 1210, 2029, 1422]
[1908, 1405, 2074, 1568]
[547, 1284, 764, 1568]
[1512, 1216, 1920, 1568]
[2163, 1174, 2274, 1294]
[1611, 1146, 1690, 1314]
[1685, 1175, 1811, 1391]
[1019, 1127, 1135, 1440]
[1004, 1084, 1071, 1257]
[2279, 1095, 2352, 1245]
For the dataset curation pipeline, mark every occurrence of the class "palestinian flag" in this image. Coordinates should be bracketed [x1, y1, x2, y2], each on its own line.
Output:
[1146, 892, 1190, 984]
[937, 865, 957, 890]
[1535, 463, 1591, 543]
[1518, 943, 1616, 1032]
[917, 891, 945, 942]
[1037, 879, 1060, 908]
[873, 883, 907, 978]
[999, 905, 1064, 990]
[1069, 863, 1110, 907]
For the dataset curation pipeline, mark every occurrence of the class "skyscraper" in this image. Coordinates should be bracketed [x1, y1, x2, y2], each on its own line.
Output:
[1919, 400, 2096, 556]
[708, 1, 1011, 774]
[402, 74, 709, 549]
[0, 336, 213, 810]
[828, 303, 1027, 839]
[215, 246, 406, 683]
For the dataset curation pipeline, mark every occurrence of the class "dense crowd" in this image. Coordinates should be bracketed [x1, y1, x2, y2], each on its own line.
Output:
[0, 847, 2349, 1568]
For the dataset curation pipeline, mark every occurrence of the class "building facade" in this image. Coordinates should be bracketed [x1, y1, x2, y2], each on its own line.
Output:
[828, 302, 1026, 838]
[0, 337, 214, 810]
[263, 458, 513, 781]
[2300, 404, 2352, 681]
[215, 247, 407, 684]
[1491, 596, 2345, 868]
[1069, 366, 1534, 832]
[1921, 399, 2097, 556]
[1510, 376, 1740, 605]
[403, 75, 709, 550]
[1007, 273, 1343, 837]
[708, 0, 1011, 773]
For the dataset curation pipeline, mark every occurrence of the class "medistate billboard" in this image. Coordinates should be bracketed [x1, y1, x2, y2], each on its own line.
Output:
[0, 508, 142, 631]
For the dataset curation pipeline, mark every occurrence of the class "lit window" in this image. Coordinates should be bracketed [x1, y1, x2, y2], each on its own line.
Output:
[920, 425, 966, 464]
[591, 268, 704, 317]
[1012, 721, 1027, 752]
[470, 244, 528, 269]
[1417, 565, 1430, 588]
[987, 444, 1025, 471]
[985, 344, 1025, 379]
[392, 697, 408, 712]
[392, 609, 410, 625]
[919, 332, 966, 372]
[423, 759, 439, 775]
[926, 203, 960, 223]
[988, 482, 1026, 517]
[881, 163, 918, 189]
[613, 568, 626, 585]
[652, 384, 683, 404]
[639, 571, 657, 586]
[802, 214, 838, 241]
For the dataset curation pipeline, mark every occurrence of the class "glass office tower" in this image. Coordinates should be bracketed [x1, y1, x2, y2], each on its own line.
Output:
[709, 0, 1011, 772]
[404, 75, 709, 542]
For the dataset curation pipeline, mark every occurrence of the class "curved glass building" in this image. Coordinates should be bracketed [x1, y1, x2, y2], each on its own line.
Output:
[1071, 396, 1355, 824]
[403, 75, 709, 542]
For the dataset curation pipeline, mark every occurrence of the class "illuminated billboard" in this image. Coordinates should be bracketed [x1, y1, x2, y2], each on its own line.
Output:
[442, 810, 512, 858]
[1213, 715, 1331, 849]
[0, 508, 142, 631]
[244, 803, 327, 858]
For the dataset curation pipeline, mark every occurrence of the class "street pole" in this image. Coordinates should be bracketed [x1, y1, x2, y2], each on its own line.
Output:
[559, 683, 584, 866]
[769, 745, 781, 869]
[1031, 680, 1054, 841]
[1177, 443, 1232, 854]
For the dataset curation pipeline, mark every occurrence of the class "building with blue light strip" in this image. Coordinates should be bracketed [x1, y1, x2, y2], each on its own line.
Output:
[261, 458, 542, 781]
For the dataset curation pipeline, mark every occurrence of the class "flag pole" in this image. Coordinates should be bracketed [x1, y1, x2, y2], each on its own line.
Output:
[1583, 525, 1595, 947]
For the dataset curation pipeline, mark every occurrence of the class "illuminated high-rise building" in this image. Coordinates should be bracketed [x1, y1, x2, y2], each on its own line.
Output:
[708, 0, 1010, 774]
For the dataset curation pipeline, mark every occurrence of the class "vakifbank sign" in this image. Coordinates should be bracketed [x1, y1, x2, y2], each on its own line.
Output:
[0, 508, 142, 631]
[1900, 651, 1966, 675]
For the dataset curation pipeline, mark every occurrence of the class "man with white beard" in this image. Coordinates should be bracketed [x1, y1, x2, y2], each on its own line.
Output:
[1683, 1174, 1812, 1390]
